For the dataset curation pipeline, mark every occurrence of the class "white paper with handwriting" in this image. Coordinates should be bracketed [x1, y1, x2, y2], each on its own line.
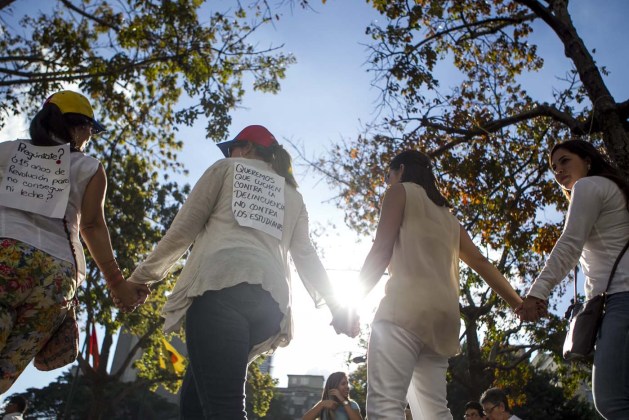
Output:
[0, 141, 71, 218]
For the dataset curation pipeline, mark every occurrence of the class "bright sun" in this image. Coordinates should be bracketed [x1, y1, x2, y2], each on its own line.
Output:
[329, 270, 364, 310]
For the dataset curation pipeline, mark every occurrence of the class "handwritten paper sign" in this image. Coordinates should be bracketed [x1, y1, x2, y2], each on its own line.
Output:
[0, 141, 71, 218]
[232, 162, 285, 240]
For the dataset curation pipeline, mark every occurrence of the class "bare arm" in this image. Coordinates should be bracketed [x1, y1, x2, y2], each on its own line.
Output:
[79, 165, 118, 278]
[459, 225, 522, 309]
[328, 390, 363, 420]
[302, 400, 339, 420]
[80, 164, 148, 308]
[343, 404, 363, 420]
[358, 183, 406, 297]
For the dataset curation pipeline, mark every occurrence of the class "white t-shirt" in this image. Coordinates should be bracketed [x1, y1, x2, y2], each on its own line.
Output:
[529, 176, 629, 300]
[0, 140, 100, 284]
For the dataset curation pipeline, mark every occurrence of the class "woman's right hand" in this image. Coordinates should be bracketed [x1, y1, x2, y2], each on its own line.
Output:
[302, 398, 338, 420]
[331, 308, 360, 338]
[319, 399, 339, 410]
[110, 281, 150, 312]
[516, 296, 548, 322]
[328, 389, 346, 403]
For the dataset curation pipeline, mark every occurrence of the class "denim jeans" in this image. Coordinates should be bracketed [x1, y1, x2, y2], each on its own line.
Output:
[593, 291, 629, 419]
[180, 283, 283, 420]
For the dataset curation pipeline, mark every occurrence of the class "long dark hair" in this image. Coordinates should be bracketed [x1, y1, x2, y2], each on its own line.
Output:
[319, 372, 349, 420]
[252, 143, 298, 188]
[389, 150, 450, 207]
[29, 103, 90, 150]
[550, 140, 629, 210]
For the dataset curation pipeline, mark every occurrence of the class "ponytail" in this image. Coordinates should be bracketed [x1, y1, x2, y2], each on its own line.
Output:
[253, 143, 298, 188]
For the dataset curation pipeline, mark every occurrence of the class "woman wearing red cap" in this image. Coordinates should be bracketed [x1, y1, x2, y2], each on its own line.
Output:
[0, 90, 148, 392]
[129, 124, 357, 419]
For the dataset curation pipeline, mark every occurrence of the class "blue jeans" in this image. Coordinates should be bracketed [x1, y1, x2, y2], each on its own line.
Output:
[180, 283, 283, 420]
[593, 291, 629, 419]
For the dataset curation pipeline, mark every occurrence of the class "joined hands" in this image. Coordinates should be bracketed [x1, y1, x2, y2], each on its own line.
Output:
[331, 307, 361, 338]
[515, 296, 548, 322]
[110, 280, 150, 313]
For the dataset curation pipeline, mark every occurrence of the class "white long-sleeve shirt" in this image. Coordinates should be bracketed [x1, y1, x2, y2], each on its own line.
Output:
[129, 158, 338, 360]
[528, 176, 629, 301]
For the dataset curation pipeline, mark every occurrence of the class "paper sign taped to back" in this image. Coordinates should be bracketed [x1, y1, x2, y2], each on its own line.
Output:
[0, 141, 71, 218]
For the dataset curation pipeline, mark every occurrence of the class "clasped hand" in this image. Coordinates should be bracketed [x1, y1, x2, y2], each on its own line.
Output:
[110, 281, 150, 313]
[331, 307, 360, 338]
[515, 296, 548, 322]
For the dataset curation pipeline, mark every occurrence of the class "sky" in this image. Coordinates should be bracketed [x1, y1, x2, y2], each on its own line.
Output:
[2, 0, 629, 406]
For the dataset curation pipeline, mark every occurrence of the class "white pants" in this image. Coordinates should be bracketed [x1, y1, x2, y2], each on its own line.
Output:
[366, 321, 453, 420]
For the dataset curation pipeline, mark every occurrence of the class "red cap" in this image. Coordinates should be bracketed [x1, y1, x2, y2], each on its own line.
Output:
[217, 125, 278, 157]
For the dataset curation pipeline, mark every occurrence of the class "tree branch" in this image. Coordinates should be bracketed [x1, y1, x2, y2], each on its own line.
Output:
[515, 0, 563, 33]
[110, 320, 162, 381]
[618, 98, 629, 120]
[412, 13, 536, 52]
[423, 103, 591, 154]
[0, 0, 16, 10]
[60, 0, 120, 30]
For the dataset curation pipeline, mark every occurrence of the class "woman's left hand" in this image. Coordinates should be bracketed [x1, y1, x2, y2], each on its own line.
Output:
[516, 296, 548, 322]
[331, 308, 360, 338]
[110, 281, 150, 312]
[328, 389, 347, 404]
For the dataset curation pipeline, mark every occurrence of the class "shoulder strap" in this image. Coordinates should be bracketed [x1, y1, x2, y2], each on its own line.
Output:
[604, 238, 629, 293]
[573, 266, 578, 303]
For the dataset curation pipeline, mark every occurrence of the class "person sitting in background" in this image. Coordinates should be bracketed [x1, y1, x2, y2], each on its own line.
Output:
[480, 388, 522, 420]
[464, 401, 487, 419]
[302, 371, 362, 420]
[2, 395, 28, 420]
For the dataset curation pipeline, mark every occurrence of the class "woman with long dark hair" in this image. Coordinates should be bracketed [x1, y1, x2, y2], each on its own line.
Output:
[357, 150, 522, 419]
[519, 140, 629, 419]
[128, 125, 357, 419]
[302, 371, 362, 420]
[0, 91, 148, 392]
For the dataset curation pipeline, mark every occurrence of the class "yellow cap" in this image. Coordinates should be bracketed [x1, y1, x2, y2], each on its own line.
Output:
[44, 90, 106, 133]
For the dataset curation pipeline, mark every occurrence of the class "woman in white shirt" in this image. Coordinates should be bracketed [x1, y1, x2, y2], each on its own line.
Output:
[0, 91, 148, 393]
[520, 140, 629, 420]
[357, 150, 522, 419]
[128, 125, 357, 419]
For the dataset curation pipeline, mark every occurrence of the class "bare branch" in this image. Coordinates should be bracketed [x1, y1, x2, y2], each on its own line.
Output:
[0, 0, 16, 10]
[60, 0, 120, 30]
[410, 13, 536, 53]
[110, 320, 162, 381]
[283, 137, 352, 189]
[423, 103, 591, 156]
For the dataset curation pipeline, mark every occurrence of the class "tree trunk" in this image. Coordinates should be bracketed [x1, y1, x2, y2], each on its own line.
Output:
[0, 0, 16, 10]
[601, 115, 629, 180]
[462, 310, 492, 400]
[548, 2, 629, 178]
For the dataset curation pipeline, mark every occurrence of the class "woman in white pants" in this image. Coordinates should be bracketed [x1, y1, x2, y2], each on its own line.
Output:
[358, 150, 522, 419]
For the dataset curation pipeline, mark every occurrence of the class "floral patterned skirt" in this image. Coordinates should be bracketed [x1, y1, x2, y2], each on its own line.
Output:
[0, 238, 76, 393]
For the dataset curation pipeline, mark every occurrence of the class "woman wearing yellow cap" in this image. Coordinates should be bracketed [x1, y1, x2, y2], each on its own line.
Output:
[129, 125, 358, 419]
[0, 90, 149, 392]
